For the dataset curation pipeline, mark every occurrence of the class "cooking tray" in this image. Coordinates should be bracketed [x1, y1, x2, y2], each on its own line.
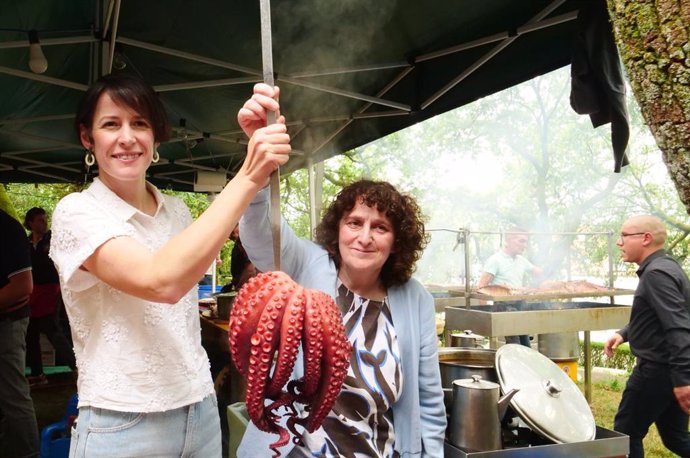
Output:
[444, 301, 631, 337]
[446, 288, 634, 302]
[443, 426, 628, 457]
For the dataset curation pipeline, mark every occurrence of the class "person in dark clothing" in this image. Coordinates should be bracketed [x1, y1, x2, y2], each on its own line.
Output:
[23, 207, 76, 384]
[221, 224, 256, 292]
[0, 209, 39, 457]
[605, 215, 690, 458]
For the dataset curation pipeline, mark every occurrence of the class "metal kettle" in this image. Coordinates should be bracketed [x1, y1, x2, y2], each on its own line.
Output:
[448, 375, 519, 452]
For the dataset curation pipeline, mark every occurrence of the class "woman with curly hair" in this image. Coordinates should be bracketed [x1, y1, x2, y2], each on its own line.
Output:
[237, 179, 446, 457]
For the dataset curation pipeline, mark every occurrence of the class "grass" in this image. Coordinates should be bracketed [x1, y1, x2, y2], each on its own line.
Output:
[586, 378, 676, 458]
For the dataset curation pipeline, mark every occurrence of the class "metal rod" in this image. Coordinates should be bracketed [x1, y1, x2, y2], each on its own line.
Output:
[102, 0, 116, 38]
[106, 0, 122, 74]
[454, 228, 614, 236]
[464, 228, 471, 309]
[415, 11, 577, 63]
[0, 35, 96, 49]
[305, 110, 408, 124]
[311, 65, 415, 156]
[288, 61, 409, 78]
[0, 66, 88, 91]
[259, 0, 281, 271]
[421, 0, 568, 110]
[584, 330, 592, 403]
[154, 76, 261, 92]
[416, 31, 509, 63]
[117, 36, 262, 76]
[279, 75, 411, 111]
[607, 231, 616, 301]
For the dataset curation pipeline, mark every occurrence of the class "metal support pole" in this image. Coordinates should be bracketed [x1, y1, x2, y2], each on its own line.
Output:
[463, 228, 471, 309]
[584, 330, 592, 403]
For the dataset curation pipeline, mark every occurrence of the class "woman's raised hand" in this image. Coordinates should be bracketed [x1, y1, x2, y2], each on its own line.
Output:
[240, 122, 290, 188]
[238, 83, 285, 138]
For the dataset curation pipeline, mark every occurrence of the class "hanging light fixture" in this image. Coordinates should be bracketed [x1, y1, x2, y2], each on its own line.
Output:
[27, 30, 48, 74]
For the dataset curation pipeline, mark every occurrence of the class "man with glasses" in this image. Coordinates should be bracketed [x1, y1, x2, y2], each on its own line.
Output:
[604, 215, 690, 457]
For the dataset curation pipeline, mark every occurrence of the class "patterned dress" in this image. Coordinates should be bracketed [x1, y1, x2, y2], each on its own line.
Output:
[291, 281, 403, 457]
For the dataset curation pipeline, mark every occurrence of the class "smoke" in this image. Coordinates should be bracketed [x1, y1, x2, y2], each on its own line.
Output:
[272, 0, 400, 157]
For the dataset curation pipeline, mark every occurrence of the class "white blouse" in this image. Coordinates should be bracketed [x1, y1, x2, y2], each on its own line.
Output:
[50, 178, 213, 412]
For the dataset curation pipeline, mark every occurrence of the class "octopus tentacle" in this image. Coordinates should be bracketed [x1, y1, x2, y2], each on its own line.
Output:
[287, 289, 325, 404]
[228, 272, 352, 456]
[303, 290, 352, 433]
[244, 276, 296, 432]
[229, 272, 286, 376]
[266, 287, 307, 398]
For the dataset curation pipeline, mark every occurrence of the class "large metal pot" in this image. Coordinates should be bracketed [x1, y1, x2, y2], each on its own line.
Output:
[538, 332, 580, 360]
[439, 347, 498, 386]
[438, 347, 498, 414]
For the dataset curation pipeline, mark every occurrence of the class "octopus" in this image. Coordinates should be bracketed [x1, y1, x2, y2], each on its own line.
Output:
[228, 271, 352, 457]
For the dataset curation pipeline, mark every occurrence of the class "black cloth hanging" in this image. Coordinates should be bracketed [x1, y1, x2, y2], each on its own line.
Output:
[570, 0, 630, 172]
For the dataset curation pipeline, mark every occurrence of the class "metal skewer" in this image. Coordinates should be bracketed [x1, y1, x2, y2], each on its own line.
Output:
[259, 0, 281, 271]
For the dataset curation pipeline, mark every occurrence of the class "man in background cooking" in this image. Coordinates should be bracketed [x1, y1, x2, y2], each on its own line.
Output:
[604, 215, 690, 458]
[477, 228, 542, 346]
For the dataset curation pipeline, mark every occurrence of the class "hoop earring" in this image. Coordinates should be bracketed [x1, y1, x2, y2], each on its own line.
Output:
[152, 149, 160, 163]
[84, 149, 95, 167]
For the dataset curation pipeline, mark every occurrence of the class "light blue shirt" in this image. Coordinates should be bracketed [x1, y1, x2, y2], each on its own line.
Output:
[483, 250, 535, 287]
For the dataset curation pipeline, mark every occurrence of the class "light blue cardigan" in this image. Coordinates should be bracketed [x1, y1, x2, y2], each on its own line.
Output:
[237, 188, 446, 457]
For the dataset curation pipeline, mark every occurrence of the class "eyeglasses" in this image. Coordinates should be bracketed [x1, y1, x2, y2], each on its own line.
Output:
[619, 232, 646, 239]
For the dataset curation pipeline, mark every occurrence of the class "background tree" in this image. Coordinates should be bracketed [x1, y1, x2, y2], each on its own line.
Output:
[607, 0, 690, 213]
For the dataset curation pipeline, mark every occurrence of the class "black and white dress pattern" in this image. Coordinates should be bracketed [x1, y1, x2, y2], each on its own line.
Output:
[292, 281, 403, 457]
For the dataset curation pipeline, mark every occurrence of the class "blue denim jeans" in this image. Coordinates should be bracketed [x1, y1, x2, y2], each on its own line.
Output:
[0, 316, 39, 458]
[69, 394, 221, 457]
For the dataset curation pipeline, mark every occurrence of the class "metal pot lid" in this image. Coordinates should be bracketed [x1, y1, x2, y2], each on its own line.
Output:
[453, 374, 499, 390]
[451, 329, 483, 340]
[495, 344, 596, 443]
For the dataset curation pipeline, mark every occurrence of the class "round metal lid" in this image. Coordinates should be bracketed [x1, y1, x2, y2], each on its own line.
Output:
[453, 374, 499, 390]
[495, 344, 596, 443]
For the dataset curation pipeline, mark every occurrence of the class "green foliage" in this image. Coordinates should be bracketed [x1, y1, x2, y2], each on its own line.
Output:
[579, 341, 636, 373]
[5, 183, 81, 223]
[161, 190, 235, 285]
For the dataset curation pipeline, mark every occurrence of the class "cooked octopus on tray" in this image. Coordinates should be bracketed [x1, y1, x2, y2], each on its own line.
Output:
[475, 280, 611, 296]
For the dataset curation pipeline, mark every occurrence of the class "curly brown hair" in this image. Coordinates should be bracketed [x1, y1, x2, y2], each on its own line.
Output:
[314, 180, 428, 288]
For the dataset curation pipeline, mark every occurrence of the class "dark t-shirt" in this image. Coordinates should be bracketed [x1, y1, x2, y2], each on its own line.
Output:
[29, 230, 59, 284]
[230, 238, 252, 288]
[0, 209, 32, 316]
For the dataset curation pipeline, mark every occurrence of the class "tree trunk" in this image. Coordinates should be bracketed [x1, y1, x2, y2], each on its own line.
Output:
[607, 0, 690, 214]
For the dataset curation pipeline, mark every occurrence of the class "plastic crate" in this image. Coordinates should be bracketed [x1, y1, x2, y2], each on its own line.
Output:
[39, 393, 78, 458]
[198, 284, 222, 300]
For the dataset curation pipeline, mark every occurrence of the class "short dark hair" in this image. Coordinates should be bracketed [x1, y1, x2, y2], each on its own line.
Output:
[314, 180, 428, 288]
[75, 73, 170, 143]
[24, 207, 46, 230]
